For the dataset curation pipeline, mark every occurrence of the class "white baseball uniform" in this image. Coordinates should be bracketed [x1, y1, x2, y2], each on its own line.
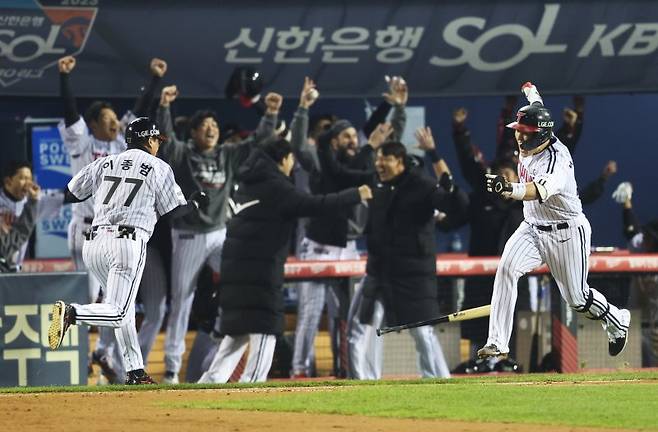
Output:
[486, 137, 630, 353]
[0, 188, 64, 270]
[67, 149, 186, 372]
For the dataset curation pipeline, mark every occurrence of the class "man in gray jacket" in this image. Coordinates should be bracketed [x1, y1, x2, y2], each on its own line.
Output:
[155, 85, 282, 383]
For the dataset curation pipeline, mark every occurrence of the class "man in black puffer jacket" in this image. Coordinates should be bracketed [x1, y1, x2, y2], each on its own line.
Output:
[349, 141, 469, 380]
[198, 138, 372, 383]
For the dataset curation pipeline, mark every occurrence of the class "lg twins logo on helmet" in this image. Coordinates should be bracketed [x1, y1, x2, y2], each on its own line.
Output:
[538, 121, 554, 127]
[136, 128, 160, 138]
[0, 2, 98, 88]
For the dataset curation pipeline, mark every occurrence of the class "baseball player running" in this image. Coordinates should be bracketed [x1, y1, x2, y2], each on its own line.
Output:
[478, 82, 630, 360]
[57, 55, 167, 383]
[48, 117, 206, 384]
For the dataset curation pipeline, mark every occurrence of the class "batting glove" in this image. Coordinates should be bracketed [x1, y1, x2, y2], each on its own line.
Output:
[521, 81, 544, 106]
[612, 181, 633, 204]
[190, 191, 210, 211]
[485, 174, 512, 197]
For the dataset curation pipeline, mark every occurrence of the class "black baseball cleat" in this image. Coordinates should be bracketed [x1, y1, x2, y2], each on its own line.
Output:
[608, 309, 631, 357]
[48, 301, 76, 350]
[477, 344, 509, 359]
[125, 369, 157, 385]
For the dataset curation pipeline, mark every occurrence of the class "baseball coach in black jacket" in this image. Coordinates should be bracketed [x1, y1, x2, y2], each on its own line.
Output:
[349, 140, 469, 379]
[198, 138, 372, 383]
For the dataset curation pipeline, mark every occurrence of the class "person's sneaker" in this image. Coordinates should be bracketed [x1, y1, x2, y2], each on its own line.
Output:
[477, 344, 509, 359]
[608, 309, 631, 357]
[91, 351, 121, 384]
[162, 371, 179, 384]
[125, 369, 156, 385]
[48, 301, 75, 349]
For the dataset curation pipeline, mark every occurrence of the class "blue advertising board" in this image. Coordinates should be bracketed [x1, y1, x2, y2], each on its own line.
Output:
[29, 120, 71, 258]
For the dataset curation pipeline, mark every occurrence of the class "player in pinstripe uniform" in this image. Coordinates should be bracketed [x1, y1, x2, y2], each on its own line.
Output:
[155, 86, 281, 384]
[478, 82, 631, 360]
[48, 117, 206, 384]
[57, 55, 167, 383]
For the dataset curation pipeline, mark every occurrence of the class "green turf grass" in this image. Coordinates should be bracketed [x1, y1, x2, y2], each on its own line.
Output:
[169, 372, 658, 430]
[174, 383, 658, 430]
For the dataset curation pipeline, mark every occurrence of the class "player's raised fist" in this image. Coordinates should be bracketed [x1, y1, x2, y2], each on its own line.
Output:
[160, 85, 178, 107]
[58, 56, 76, 74]
[265, 92, 283, 114]
[452, 108, 468, 125]
[150, 58, 168, 77]
[521, 81, 543, 105]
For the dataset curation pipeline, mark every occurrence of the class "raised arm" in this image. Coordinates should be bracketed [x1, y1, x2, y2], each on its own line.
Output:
[556, 96, 585, 154]
[451, 108, 489, 190]
[580, 160, 616, 205]
[385, 76, 408, 141]
[224, 92, 281, 171]
[132, 58, 166, 117]
[291, 77, 321, 174]
[156, 85, 186, 164]
[57, 56, 80, 127]
[250, 92, 281, 144]
[415, 126, 452, 179]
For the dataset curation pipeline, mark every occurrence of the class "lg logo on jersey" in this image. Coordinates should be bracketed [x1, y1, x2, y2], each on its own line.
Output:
[430, 3, 658, 72]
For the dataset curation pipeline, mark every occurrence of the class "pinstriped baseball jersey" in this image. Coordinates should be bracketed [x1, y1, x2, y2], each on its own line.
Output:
[518, 137, 582, 225]
[67, 149, 186, 237]
[58, 115, 132, 219]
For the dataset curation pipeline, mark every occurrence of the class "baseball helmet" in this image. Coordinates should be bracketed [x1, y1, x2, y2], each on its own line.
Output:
[125, 117, 164, 148]
[225, 66, 263, 107]
[506, 104, 554, 151]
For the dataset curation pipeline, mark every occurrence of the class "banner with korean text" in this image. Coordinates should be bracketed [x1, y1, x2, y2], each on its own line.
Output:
[0, 272, 88, 387]
[1, 0, 658, 97]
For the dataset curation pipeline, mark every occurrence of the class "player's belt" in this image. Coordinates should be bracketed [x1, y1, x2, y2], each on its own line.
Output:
[535, 222, 569, 232]
[86, 225, 137, 241]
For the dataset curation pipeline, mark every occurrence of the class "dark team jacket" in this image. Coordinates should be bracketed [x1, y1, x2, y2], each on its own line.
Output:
[218, 150, 362, 335]
[305, 133, 376, 248]
[360, 168, 469, 327]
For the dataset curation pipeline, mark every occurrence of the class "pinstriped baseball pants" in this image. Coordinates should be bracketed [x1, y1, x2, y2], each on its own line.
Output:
[69, 216, 124, 378]
[74, 230, 148, 372]
[198, 334, 276, 383]
[164, 227, 226, 374]
[292, 238, 358, 376]
[487, 216, 628, 353]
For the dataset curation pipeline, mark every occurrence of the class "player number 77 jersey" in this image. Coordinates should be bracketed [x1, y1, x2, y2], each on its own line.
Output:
[67, 149, 187, 238]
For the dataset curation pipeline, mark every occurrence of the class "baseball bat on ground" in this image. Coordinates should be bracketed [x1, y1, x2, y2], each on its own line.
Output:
[376, 305, 491, 336]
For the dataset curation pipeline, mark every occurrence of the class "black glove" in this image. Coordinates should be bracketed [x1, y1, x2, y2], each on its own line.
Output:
[485, 174, 512, 196]
[189, 191, 209, 211]
[438, 172, 454, 193]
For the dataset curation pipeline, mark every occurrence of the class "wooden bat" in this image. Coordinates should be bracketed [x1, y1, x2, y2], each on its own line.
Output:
[376, 305, 491, 336]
